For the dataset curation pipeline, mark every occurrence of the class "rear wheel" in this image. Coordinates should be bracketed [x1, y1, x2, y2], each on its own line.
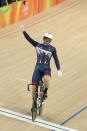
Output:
[38, 97, 43, 116]
[38, 102, 43, 116]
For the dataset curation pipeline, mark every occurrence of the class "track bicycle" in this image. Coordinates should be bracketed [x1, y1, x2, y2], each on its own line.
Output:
[27, 80, 45, 121]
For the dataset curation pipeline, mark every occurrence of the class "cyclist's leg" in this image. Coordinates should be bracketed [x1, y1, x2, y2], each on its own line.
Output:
[43, 67, 51, 98]
[32, 66, 42, 101]
[43, 75, 50, 87]
[43, 75, 51, 95]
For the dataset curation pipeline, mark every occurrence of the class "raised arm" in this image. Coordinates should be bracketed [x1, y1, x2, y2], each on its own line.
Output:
[23, 31, 39, 47]
[20, 25, 39, 47]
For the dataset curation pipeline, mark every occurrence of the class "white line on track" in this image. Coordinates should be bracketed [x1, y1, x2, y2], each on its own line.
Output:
[0, 108, 77, 131]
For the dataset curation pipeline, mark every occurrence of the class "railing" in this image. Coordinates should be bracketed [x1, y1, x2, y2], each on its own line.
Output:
[0, 0, 64, 28]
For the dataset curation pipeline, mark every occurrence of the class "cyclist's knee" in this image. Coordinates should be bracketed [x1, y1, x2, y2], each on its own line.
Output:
[32, 85, 38, 100]
[32, 85, 37, 92]
[43, 75, 50, 82]
[32, 85, 38, 94]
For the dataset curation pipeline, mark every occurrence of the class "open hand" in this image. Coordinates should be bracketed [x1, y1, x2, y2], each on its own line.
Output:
[58, 70, 62, 77]
[20, 25, 25, 32]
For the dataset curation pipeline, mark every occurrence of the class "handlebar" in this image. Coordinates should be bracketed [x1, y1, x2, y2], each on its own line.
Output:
[27, 81, 44, 91]
[27, 83, 38, 91]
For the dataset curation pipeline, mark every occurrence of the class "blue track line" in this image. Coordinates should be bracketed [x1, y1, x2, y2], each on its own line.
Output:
[60, 106, 87, 125]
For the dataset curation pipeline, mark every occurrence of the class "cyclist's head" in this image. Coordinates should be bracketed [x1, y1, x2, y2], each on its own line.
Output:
[43, 33, 53, 44]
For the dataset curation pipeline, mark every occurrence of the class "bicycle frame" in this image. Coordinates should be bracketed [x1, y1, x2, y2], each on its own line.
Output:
[27, 81, 45, 121]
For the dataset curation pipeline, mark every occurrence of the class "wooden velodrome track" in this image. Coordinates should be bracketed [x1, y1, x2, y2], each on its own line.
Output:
[0, 0, 87, 130]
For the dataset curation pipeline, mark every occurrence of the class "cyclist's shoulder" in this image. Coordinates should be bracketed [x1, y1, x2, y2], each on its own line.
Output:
[49, 44, 56, 52]
[36, 43, 42, 47]
[36, 43, 56, 52]
[49, 44, 55, 48]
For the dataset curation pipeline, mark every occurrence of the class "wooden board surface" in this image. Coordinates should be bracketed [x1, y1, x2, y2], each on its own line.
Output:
[0, 0, 87, 130]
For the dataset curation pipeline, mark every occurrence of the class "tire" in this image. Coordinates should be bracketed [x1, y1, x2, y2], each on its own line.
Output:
[32, 108, 37, 122]
[32, 100, 37, 122]
[38, 103, 43, 116]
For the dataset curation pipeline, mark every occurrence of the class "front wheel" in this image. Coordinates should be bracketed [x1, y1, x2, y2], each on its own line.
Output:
[32, 108, 37, 122]
[32, 100, 37, 122]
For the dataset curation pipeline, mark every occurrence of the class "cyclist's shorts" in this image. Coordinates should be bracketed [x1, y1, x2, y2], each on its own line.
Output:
[32, 65, 51, 84]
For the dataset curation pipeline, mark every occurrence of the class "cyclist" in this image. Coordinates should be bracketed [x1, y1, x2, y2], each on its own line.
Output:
[20, 25, 62, 104]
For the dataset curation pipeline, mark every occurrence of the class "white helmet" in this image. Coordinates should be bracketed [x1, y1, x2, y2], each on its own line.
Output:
[44, 33, 53, 40]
